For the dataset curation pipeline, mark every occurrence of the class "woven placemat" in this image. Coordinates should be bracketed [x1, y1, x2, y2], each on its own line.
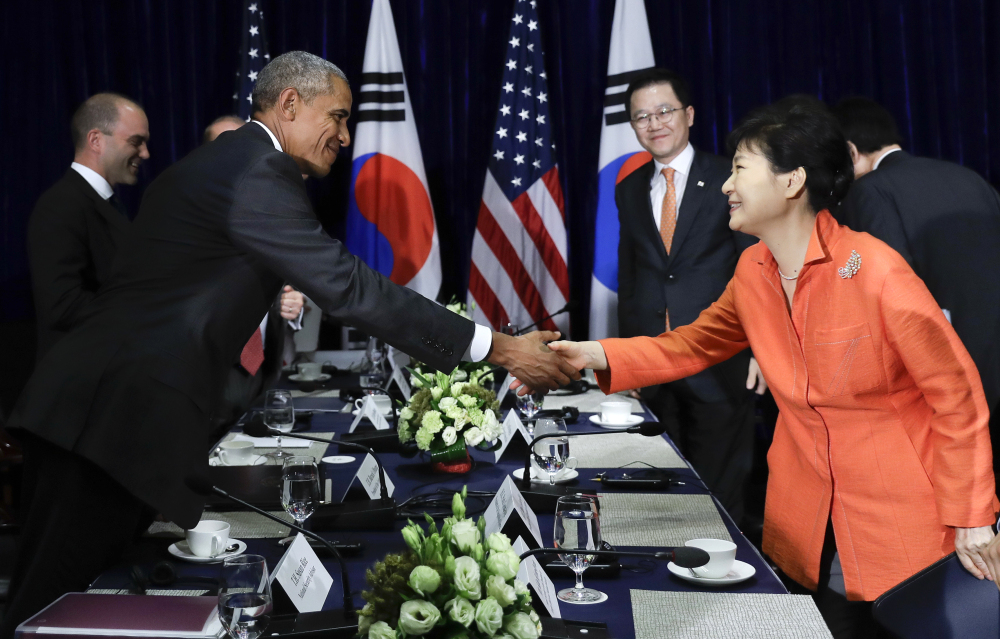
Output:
[599, 493, 730, 546]
[631, 590, 832, 639]
[147, 510, 293, 539]
[569, 432, 686, 469]
[87, 589, 211, 596]
[543, 389, 642, 414]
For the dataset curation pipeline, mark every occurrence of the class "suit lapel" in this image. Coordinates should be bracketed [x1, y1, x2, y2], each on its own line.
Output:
[667, 150, 711, 264]
[65, 169, 130, 228]
[626, 161, 669, 263]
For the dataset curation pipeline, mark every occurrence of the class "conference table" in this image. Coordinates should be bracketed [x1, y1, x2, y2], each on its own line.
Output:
[87, 372, 832, 638]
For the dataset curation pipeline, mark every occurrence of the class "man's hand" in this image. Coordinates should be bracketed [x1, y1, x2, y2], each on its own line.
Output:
[510, 339, 607, 395]
[956, 525, 996, 581]
[279, 285, 304, 320]
[488, 330, 581, 394]
[746, 357, 767, 395]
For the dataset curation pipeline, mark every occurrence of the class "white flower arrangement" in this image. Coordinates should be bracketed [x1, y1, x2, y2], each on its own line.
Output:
[399, 369, 503, 456]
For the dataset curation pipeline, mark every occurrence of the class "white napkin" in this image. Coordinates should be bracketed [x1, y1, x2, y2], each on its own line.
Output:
[231, 434, 313, 448]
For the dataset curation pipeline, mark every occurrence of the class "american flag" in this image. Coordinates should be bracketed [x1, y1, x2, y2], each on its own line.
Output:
[234, 1, 271, 120]
[468, 0, 569, 334]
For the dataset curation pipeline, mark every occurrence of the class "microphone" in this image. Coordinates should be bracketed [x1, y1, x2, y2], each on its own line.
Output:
[516, 301, 580, 335]
[517, 545, 710, 569]
[184, 476, 358, 635]
[519, 423, 667, 512]
[243, 422, 396, 531]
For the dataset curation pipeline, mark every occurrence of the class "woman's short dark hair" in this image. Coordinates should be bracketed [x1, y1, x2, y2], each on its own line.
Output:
[727, 95, 853, 213]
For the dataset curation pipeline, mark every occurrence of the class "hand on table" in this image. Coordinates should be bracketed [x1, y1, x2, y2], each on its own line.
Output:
[955, 525, 996, 581]
[488, 331, 581, 395]
[279, 285, 304, 320]
[746, 357, 767, 395]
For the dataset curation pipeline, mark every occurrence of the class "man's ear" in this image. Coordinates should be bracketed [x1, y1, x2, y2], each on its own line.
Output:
[86, 128, 104, 154]
[277, 88, 301, 121]
[847, 141, 860, 163]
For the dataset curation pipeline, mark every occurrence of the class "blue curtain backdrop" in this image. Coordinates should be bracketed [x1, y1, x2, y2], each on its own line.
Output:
[2, 0, 1000, 338]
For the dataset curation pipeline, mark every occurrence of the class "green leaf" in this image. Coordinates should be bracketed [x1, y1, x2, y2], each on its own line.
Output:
[406, 366, 433, 388]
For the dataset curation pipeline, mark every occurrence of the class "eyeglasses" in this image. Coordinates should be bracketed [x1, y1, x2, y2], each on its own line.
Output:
[631, 106, 685, 129]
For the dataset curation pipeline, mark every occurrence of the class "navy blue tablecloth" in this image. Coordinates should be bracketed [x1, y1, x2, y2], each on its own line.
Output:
[91, 386, 785, 638]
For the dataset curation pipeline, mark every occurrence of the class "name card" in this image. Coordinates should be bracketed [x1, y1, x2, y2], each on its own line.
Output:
[513, 536, 561, 619]
[349, 395, 392, 433]
[483, 476, 543, 548]
[496, 373, 514, 406]
[494, 409, 533, 462]
[270, 534, 333, 613]
[389, 366, 412, 401]
[353, 452, 395, 500]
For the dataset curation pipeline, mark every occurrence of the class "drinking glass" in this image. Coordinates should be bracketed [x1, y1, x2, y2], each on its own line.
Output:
[362, 337, 389, 389]
[281, 456, 321, 526]
[218, 554, 273, 639]
[532, 418, 568, 484]
[263, 389, 294, 459]
[516, 391, 544, 422]
[553, 495, 605, 603]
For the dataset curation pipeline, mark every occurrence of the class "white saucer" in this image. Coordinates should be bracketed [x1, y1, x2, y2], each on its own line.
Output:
[667, 559, 756, 586]
[351, 408, 399, 417]
[289, 373, 331, 383]
[209, 455, 268, 467]
[589, 414, 643, 430]
[322, 455, 356, 464]
[168, 539, 248, 564]
[513, 467, 579, 484]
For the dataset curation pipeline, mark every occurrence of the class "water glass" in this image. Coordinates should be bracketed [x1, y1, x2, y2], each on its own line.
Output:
[281, 456, 321, 526]
[532, 418, 568, 484]
[218, 554, 273, 639]
[263, 389, 294, 459]
[553, 495, 605, 603]
[516, 391, 544, 421]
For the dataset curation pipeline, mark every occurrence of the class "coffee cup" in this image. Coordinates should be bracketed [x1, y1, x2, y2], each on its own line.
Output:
[297, 362, 323, 380]
[356, 395, 392, 416]
[186, 520, 231, 558]
[599, 400, 632, 424]
[219, 440, 254, 466]
[685, 538, 737, 578]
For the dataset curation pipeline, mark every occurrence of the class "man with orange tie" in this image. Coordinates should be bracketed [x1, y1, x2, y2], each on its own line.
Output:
[615, 68, 759, 523]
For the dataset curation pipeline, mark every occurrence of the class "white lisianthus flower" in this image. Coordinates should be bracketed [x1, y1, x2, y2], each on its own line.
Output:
[451, 519, 481, 554]
[367, 621, 396, 639]
[514, 578, 530, 596]
[452, 411, 469, 430]
[438, 397, 459, 413]
[400, 406, 415, 421]
[464, 427, 485, 446]
[474, 598, 504, 636]
[421, 411, 444, 433]
[453, 369, 469, 382]
[503, 612, 540, 639]
[486, 550, 520, 580]
[414, 426, 435, 451]
[408, 566, 441, 597]
[442, 426, 457, 446]
[458, 394, 478, 408]
[444, 597, 475, 628]
[431, 386, 444, 400]
[486, 532, 512, 553]
[453, 556, 482, 600]
[451, 382, 467, 396]
[398, 600, 441, 636]
[485, 574, 517, 607]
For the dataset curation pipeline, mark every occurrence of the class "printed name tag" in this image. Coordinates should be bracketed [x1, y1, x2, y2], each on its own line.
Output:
[389, 366, 412, 401]
[270, 534, 333, 613]
[496, 373, 514, 406]
[494, 409, 533, 462]
[349, 395, 392, 432]
[483, 476, 543, 548]
[513, 536, 561, 618]
[355, 452, 395, 499]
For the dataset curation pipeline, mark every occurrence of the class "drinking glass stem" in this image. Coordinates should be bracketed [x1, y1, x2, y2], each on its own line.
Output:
[276, 434, 282, 454]
[574, 570, 584, 590]
[549, 472, 556, 485]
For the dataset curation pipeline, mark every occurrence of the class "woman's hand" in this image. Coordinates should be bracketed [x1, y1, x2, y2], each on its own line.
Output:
[955, 526, 996, 580]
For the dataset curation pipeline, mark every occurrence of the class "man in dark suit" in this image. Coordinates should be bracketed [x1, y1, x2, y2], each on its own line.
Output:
[834, 96, 1000, 483]
[28, 93, 150, 359]
[1, 51, 577, 633]
[616, 69, 761, 523]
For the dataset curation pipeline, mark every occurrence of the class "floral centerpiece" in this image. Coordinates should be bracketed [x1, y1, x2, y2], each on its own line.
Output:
[399, 369, 503, 471]
[358, 488, 541, 639]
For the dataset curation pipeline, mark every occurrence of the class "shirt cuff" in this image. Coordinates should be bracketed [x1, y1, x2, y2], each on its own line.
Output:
[287, 307, 304, 331]
[463, 323, 493, 362]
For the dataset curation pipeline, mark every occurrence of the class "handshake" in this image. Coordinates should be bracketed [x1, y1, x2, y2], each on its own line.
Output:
[487, 330, 584, 395]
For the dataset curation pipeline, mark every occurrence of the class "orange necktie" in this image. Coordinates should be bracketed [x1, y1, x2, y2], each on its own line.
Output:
[659, 167, 677, 331]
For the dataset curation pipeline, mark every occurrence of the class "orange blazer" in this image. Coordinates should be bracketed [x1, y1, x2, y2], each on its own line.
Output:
[597, 210, 997, 600]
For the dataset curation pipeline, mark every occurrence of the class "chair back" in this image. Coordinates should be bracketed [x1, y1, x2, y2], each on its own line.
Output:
[873, 552, 999, 638]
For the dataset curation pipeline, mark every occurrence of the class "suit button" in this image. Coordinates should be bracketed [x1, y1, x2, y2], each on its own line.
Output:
[668, 275, 675, 280]
[444, 348, 453, 356]
[422, 337, 431, 345]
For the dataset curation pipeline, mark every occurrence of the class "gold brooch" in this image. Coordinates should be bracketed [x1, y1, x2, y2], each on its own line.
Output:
[838, 250, 862, 279]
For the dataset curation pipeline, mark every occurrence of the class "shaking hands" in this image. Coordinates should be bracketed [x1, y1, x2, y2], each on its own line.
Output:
[496, 338, 608, 396]
[487, 331, 582, 394]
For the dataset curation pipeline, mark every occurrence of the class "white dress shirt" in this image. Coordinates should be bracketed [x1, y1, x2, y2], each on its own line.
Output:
[250, 121, 493, 360]
[649, 142, 696, 231]
[872, 147, 901, 171]
[70, 162, 114, 200]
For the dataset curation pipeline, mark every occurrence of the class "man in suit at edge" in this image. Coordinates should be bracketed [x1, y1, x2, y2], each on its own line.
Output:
[28, 93, 150, 360]
[1, 51, 578, 634]
[616, 68, 764, 524]
[202, 116, 307, 433]
[834, 96, 1000, 485]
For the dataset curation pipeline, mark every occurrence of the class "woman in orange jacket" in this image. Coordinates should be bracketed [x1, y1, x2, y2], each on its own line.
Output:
[543, 99, 997, 637]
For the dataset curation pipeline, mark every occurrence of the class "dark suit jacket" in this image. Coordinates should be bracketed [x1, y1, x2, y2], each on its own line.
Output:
[27, 169, 131, 359]
[837, 150, 1000, 410]
[616, 150, 756, 402]
[9, 124, 473, 527]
